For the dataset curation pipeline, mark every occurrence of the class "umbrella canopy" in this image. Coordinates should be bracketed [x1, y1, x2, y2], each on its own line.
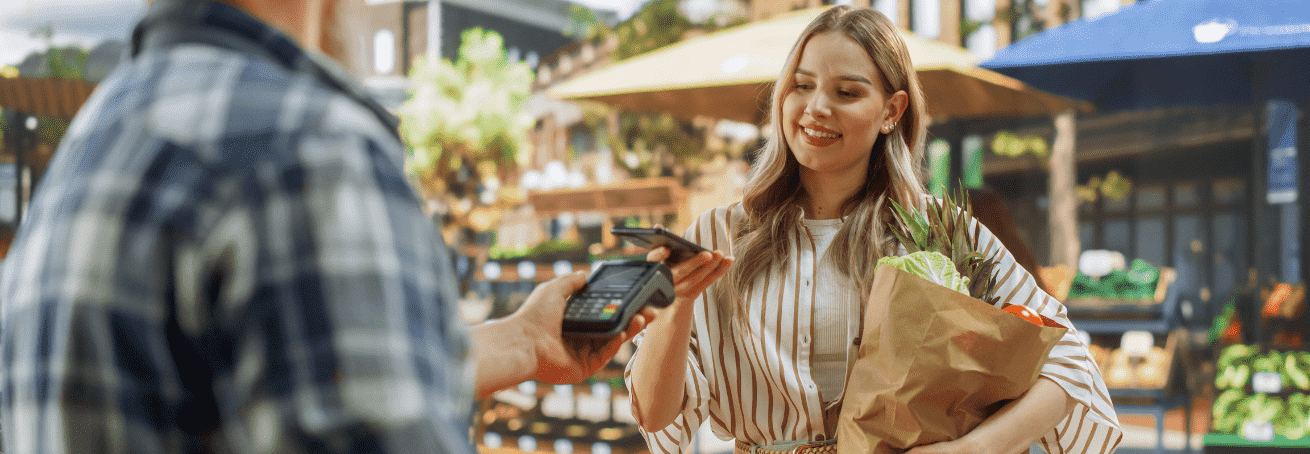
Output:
[548, 8, 1088, 124]
[981, 0, 1310, 110]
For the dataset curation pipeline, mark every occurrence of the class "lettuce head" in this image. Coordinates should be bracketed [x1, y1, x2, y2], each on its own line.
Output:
[878, 251, 970, 295]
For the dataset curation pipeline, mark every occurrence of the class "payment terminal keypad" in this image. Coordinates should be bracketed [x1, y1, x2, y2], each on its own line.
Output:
[564, 293, 626, 321]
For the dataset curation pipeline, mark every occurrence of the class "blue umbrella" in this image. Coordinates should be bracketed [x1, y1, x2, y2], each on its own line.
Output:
[981, 0, 1310, 110]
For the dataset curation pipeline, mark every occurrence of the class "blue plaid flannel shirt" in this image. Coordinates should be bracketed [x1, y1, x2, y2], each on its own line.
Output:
[0, 1, 474, 453]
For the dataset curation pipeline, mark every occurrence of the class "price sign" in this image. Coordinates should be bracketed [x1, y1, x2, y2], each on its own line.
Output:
[1252, 372, 1283, 394]
[1242, 421, 1275, 442]
[1120, 331, 1154, 356]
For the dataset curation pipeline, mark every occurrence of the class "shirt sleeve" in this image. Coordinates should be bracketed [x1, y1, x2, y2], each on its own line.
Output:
[196, 116, 474, 454]
[969, 217, 1124, 453]
[622, 207, 732, 454]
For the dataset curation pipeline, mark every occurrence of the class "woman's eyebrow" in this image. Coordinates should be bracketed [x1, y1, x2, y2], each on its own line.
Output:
[795, 68, 873, 85]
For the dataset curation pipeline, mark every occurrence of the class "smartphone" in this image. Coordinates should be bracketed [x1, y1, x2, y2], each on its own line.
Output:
[563, 260, 674, 337]
[611, 226, 709, 265]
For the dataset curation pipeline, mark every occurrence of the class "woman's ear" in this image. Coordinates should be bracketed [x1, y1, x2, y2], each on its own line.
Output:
[885, 90, 909, 126]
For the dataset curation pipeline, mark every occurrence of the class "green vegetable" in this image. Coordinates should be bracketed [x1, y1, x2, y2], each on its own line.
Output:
[1216, 395, 1251, 434]
[1218, 344, 1258, 369]
[877, 251, 971, 295]
[1288, 354, 1310, 391]
[1277, 393, 1309, 440]
[1248, 394, 1285, 424]
[1208, 302, 1236, 343]
[1216, 345, 1258, 390]
[1212, 388, 1246, 428]
[1217, 364, 1253, 390]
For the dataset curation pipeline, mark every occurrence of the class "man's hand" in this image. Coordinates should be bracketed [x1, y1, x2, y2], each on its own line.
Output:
[511, 272, 657, 385]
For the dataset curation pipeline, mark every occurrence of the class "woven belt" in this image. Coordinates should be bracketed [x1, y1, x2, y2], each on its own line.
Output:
[734, 439, 837, 454]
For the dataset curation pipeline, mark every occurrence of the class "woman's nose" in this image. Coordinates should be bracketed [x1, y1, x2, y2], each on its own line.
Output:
[806, 92, 832, 118]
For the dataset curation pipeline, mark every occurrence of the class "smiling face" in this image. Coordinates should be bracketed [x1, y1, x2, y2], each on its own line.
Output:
[781, 31, 906, 183]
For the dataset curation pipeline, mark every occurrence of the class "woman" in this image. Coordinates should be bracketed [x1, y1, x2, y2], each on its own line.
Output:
[625, 6, 1122, 454]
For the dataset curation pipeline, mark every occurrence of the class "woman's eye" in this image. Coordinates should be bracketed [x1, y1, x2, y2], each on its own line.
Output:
[795, 83, 814, 90]
[838, 90, 858, 98]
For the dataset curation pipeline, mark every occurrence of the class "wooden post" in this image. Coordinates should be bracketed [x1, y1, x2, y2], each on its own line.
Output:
[1049, 109, 1079, 269]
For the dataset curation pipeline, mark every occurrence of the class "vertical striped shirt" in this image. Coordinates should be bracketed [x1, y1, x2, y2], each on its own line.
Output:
[0, 1, 474, 453]
[624, 202, 1122, 454]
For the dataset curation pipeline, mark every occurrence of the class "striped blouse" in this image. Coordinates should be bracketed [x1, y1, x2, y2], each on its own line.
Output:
[624, 202, 1123, 454]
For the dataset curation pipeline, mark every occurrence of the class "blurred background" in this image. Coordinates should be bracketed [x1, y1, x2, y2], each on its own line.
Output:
[2, 1, 1308, 453]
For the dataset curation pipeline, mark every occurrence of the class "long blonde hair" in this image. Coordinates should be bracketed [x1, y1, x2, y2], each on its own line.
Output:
[723, 6, 928, 320]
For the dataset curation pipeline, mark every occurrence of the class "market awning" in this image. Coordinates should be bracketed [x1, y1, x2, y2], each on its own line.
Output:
[981, 0, 1310, 110]
[0, 77, 97, 119]
[548, 8, 1089, 124]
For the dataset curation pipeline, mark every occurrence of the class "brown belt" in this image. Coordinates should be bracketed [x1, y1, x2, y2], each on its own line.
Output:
[733, 440, 837, 454]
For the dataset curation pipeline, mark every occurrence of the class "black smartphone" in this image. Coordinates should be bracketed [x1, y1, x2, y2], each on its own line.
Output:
[563, 260, 674, 337]
[610, 226, 709, 265]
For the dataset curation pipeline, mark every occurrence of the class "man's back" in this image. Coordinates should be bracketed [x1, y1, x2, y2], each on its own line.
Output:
[0, 2, 473, 453]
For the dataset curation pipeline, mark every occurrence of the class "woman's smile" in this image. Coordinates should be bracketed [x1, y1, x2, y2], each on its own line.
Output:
[802, 125, 842, 146]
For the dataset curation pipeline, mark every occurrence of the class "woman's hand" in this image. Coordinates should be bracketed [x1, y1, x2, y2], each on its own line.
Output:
[646, 246, 734, 303]
[644, 224, 733, 304]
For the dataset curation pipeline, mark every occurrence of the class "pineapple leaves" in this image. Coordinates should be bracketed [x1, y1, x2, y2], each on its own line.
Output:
[888, 188, 1004, 304]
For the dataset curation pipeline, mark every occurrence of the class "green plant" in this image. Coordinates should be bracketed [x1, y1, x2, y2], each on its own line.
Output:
[990, 131, 1049, 160]
[399, 28, 533, 221]
[960, 19, 985, 41]
[566, 4, 610, 40]
[612, 0, 695, 60]
[1078, 170, 1133, 203]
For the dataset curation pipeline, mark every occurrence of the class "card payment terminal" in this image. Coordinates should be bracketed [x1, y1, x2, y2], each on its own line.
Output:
[563, 260, 675, 337]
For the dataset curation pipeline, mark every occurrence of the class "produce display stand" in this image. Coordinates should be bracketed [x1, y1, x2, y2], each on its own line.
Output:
[1064, 267, 1193, 454]
[1200, 286, 1310, 453]
[1201, 433, 1310, 453]
[473, 356, 650, 454]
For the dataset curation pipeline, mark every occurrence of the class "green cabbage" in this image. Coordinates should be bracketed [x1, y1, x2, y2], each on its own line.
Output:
[878, 251, 971, 295]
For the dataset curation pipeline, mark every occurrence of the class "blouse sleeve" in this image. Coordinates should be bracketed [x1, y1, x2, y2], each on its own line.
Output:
[622, 206, 734, 454]
[970, 217, 1125, 453]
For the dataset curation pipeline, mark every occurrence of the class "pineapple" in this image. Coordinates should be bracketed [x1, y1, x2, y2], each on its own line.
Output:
[888, 188, 1003, 306]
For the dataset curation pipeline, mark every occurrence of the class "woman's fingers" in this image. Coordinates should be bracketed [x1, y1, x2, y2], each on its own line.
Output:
[668, 250, 714, 282]
[666, 253, 732, 299]
[645, 246, 671, 263]
[677, 256, 733, 295]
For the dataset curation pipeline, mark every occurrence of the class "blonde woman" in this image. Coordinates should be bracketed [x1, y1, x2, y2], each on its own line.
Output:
[626, 6, 1121, 454]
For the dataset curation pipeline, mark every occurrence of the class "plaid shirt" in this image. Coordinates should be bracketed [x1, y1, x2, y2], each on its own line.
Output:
[0, 1, 474, 453]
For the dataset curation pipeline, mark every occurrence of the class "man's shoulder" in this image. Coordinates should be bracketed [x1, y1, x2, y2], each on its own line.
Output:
[123, 44, 392, 157]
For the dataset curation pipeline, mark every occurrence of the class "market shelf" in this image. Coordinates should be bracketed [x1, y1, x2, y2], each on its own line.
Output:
[1201, 433, 1310, 453]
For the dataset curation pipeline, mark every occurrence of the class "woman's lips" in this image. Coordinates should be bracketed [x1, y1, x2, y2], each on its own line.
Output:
[802, 126, 841, 147]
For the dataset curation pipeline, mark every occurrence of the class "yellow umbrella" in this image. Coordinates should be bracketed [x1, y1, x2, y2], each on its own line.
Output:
[548, 8, 1089, 124]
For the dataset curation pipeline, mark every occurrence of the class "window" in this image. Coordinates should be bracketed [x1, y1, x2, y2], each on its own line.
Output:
[1136, 183, 1167, 211]
[1173, 181, 1201, 208]
[1081, 0, 1121, 20]
[911, 0, 941, 39]
[874, 0, 899, 26]
[373, 29, 396, 75]
[1008, 0, 1045, 41]
[963, 0, 998, 60]
[1211, 178, 1246, 206]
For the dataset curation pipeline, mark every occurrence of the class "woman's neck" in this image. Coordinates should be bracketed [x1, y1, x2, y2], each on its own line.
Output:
[799, 167, 865, 220]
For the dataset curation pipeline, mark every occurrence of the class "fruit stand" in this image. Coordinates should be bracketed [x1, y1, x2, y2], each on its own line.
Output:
[474, 348, 647, 454]
[1201, 283, 1310, 453]
[1059, 259, 1192, 454]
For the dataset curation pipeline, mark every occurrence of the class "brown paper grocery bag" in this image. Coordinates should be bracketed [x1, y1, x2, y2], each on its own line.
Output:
[836, 267, 1067, 454]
